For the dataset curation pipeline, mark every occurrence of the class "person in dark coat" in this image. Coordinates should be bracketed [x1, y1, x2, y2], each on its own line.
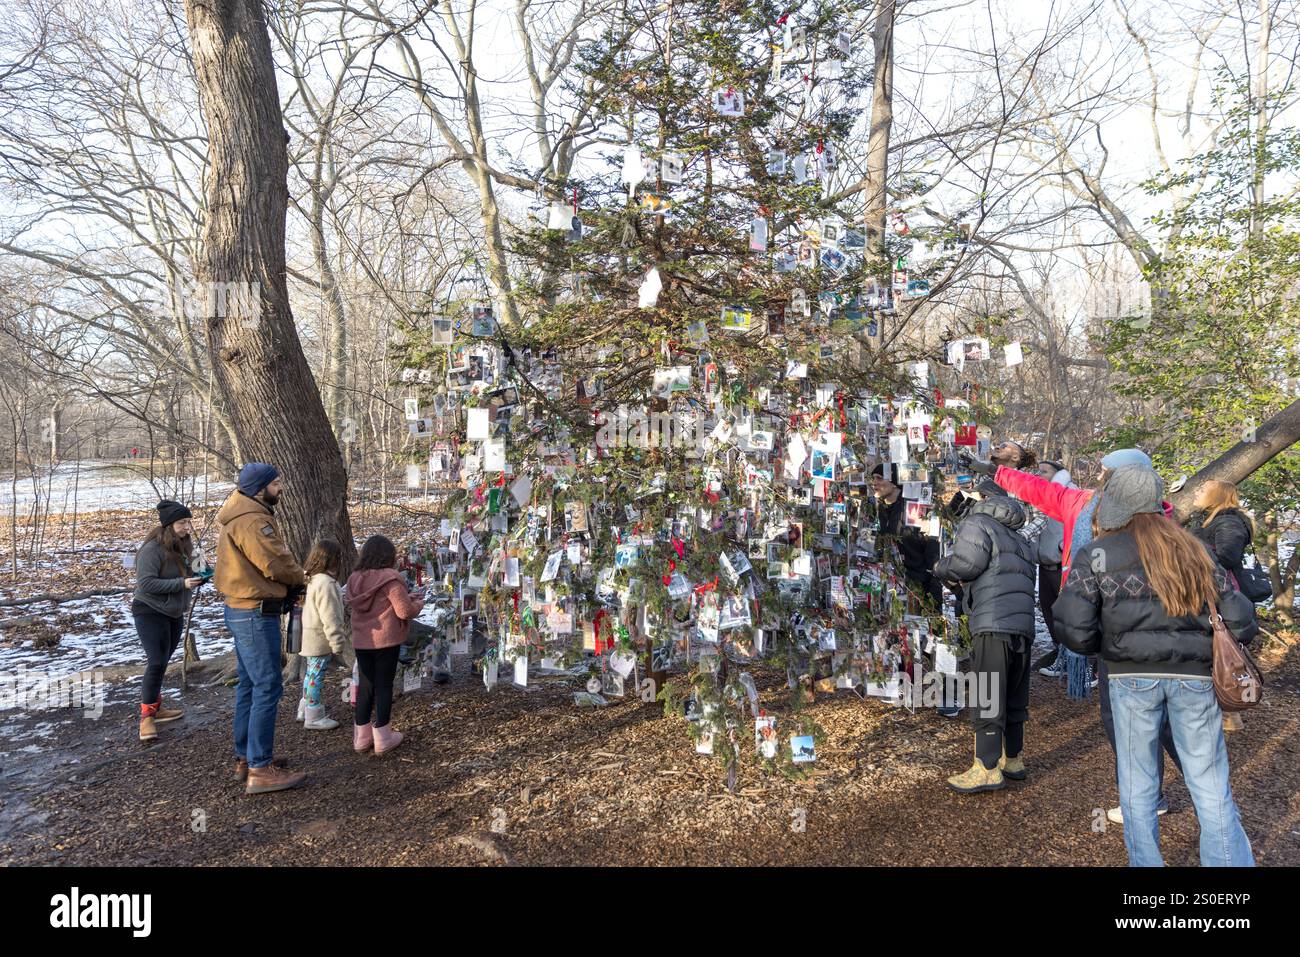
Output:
[1186, 480, 1254, 582]
[872, 463, 942, 610]
[932, 488, 1037, 793]
[133, 500, 204, 742]
[1053, 466, 1257, 866]
[1186, 480, 1258, 733]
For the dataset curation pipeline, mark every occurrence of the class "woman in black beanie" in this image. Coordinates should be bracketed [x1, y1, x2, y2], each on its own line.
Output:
[133, 499, 203, 741]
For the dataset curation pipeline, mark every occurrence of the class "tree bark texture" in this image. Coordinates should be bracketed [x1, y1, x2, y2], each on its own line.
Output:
[183, 0, 354, 565]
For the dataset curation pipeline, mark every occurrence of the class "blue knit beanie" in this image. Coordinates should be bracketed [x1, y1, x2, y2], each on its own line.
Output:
[238, 462, 280, 496]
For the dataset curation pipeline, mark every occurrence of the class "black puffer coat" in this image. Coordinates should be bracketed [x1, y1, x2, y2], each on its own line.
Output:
[1189, 508, 1253, 577]
[1054, 529, 1259, 678]
[932, 496, 1036, 637]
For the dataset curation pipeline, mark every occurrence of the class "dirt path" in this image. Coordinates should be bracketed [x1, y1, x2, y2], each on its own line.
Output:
[4, 638, 1298, 866]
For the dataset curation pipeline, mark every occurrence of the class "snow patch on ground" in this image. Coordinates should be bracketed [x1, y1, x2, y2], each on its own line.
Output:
[0, 461, 232, 514]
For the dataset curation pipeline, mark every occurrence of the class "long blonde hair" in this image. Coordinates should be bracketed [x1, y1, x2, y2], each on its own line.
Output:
[1198, 480, 1254, 534]
[1115, 513, 1220, 617]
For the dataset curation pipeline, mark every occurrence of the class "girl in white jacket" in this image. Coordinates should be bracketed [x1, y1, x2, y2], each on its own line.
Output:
[297, 539, 351, 730]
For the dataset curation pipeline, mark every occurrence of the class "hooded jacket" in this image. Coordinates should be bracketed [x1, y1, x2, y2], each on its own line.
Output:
[1189, 508, 1253, 577]
[1053, 529, 1259, 677]
[1035, 468, 1074, 567]
[932, 496, 1037, 637]
[213, 490, 305, 609]
[346, 568, 424, 650]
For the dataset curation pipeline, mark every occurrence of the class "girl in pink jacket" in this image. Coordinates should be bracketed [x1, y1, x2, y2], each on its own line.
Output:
[346, 535, 424, 754]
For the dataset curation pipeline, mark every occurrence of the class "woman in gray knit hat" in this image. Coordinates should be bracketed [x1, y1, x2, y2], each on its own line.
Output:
[1053, 466, 1258, 866]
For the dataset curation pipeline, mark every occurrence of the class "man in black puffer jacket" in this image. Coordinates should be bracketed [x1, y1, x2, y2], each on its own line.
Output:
[932, 490, 1037, 793]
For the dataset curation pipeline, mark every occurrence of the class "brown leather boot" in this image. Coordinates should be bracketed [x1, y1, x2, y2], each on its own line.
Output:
[244, 762, 306, 795]
[139, 715, 158, 742]
[155, 699, 184, 723]
[235, 756, 290, 783]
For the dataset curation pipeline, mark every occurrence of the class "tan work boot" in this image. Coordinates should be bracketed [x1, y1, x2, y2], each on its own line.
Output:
[244, 762, 306, 795]
[155, 700, 184, 723]
[139, 715, 158, 742]
[948, 759, 1005, 794]
[234, 756, 290, 783]
[1223, 712, 1244, 732]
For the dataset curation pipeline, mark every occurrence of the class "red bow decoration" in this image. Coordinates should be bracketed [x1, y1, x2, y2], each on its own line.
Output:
[662, 558, 676, 586]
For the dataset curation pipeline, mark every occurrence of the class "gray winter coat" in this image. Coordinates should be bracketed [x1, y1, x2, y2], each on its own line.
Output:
[133, 537, 192, 619]
[1037, 517, 1065, 567]
[1035, 469, 1073, 566]
[932, 496, 1037, 638]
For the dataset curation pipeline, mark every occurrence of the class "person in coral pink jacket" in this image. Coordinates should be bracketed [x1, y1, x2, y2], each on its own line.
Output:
[346, 535, 424, 755]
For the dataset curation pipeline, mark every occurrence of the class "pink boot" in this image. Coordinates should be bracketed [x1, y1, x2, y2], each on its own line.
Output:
[373, 724, 404, 755]
[353, 723, 373, 752]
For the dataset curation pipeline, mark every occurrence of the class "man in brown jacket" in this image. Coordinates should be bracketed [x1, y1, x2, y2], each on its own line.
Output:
[216, 462, 308, 794]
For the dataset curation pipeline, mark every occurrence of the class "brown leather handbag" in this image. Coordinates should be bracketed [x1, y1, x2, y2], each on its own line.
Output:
[1208, 600, 1264, 712]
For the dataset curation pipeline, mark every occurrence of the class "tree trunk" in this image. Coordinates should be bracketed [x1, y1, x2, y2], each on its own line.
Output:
[182, 0, 354, 566]
[310, 192, 348, 430]
[1169, 397, 1300, 521]
[1262, 511, 1298, 625]
[862, 0, 895, 252]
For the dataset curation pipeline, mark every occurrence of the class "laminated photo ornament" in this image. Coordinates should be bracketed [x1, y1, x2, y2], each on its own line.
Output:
[792, 152, 808, 184]
[713, 87, 744, 116]
[638, 267, 663, 308]
[638, 193, 672, 215]
[720, 304, 753, 332]
[782, 23, 808, 61]
[621, 144, 646, 190]
[470, 302, 494, 336]
[660, 153, 684, 185]
[791, 286, 809, 316]
[547, 201, 575, 230]
[431, 317, 455, 344]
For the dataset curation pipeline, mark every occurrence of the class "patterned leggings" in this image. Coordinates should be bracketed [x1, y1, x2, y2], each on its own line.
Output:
[302, 655, 331, 707]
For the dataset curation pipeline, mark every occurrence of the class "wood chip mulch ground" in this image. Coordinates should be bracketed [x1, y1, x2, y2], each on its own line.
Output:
[3, 636, 1297, 867]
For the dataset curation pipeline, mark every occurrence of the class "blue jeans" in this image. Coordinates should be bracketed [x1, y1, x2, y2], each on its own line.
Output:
[225, 606, 283, 769]
[1109, 676, 1254, 867]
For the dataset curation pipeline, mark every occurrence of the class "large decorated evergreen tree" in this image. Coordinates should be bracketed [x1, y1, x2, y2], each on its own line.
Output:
[393, 2, 975, 782]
